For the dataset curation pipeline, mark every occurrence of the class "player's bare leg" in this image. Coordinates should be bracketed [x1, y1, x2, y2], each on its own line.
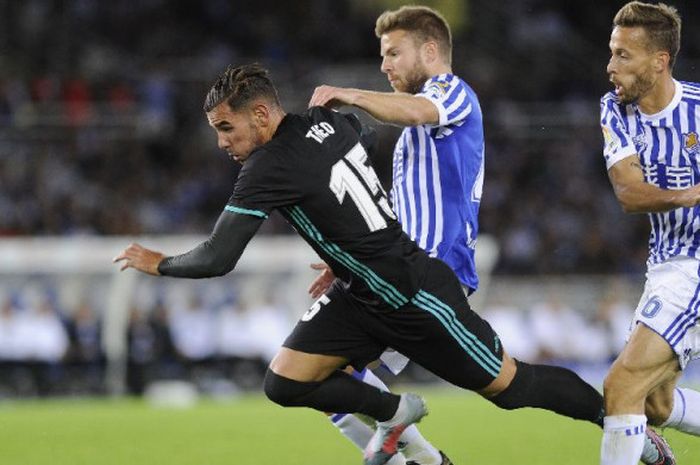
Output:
[601, 324, 679, 465]
[645, 372, 682, 426]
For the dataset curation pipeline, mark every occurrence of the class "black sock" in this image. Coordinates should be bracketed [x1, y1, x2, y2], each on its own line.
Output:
[490, 360, 605, 427]
[264, 369, 401, 421]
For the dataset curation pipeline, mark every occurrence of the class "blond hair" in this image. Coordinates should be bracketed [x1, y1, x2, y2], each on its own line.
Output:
[375, 5, 452, 65]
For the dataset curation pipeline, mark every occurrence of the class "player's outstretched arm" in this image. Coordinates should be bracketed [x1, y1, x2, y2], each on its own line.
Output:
[113, 210, 263, 279]
[309, 85, 438, 127]
[608, 155, 700, 213]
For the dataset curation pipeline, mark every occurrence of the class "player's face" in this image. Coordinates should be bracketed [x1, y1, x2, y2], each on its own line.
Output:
[206, 102, 265, 163]
[607, 26, 658, 105]
[380, 29, 430, 95]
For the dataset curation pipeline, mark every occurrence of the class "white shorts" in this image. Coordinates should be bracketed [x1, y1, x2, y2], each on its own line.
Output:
[631, 256, 700, 369]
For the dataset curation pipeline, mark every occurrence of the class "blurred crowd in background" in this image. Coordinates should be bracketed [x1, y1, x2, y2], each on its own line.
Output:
[1, 274, 682, 398]
[0, 278, 293, 397]
[3, 0, 699, 274]
[2, 1, 700, 396]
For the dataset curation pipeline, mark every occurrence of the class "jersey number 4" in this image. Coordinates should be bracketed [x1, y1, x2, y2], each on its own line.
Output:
[329, 142, 396, 232]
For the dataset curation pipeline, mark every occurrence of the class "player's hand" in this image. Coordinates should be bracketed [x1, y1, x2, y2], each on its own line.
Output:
[112, 243, 165, 276]
[308, 85, 355, 109]
[308, 262, 335, 299]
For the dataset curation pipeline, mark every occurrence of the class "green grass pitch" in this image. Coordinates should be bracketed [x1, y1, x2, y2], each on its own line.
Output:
[1, 388, 697, 465]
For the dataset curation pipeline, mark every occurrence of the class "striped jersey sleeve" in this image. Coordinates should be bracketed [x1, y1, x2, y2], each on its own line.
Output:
[600, 93, 638, 169]
[417, 74, 472, 127]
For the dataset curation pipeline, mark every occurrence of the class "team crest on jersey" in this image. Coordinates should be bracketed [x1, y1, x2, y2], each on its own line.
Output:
[632, 132, 648, 154]
[683, 131, 700, 157]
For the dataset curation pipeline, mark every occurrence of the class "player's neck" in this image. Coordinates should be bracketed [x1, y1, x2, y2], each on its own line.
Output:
[264, 110, 287, 142]
[428, 63, 452, 78]
[638, 75, 675, 115]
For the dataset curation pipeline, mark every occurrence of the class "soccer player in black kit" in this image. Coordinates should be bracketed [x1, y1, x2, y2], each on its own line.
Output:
[114, 64, 671, 465]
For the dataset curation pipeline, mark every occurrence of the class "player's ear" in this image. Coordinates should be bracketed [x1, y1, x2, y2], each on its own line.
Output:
[252, 103, 270, 126]
[654, 51, 670, 72]
[422, 40, 439, 65]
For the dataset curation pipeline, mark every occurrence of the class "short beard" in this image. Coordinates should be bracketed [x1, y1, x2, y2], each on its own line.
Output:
[621, 69, 655, 105]
[404, 62, 430, 95]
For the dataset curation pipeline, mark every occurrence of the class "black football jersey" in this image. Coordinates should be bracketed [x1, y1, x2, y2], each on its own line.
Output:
[228, 107, 431, 310]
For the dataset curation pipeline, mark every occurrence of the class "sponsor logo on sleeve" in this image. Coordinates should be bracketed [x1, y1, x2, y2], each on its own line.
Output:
[424, 81, 449, 99]
[602, 125, 619, 154]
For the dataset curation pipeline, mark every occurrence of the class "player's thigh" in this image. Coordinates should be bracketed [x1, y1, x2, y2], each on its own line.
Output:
[381, 259, 504, 391]
[281, 281, 384, 373]
[606, 323, 680, 400]
[269, 347, 348, 382]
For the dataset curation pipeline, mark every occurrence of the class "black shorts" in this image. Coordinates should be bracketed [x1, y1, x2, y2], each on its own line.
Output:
[283, 258, 504, 390]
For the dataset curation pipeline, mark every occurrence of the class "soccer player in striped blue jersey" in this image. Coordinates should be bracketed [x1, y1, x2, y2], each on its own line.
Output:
[600, 3, 700, 464]
[387, 72, 482, 294]
[310, 8, 482, 293]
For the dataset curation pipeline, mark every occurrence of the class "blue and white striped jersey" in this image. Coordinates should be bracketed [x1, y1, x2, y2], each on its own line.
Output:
[600, 79, 700, 265]
[390, 73, 485, 290]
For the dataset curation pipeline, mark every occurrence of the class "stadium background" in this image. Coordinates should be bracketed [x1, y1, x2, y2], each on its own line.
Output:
[0, 1, 699, 464]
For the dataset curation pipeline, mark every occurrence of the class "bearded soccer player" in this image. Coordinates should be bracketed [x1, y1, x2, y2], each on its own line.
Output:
[600, 2, 700, 464]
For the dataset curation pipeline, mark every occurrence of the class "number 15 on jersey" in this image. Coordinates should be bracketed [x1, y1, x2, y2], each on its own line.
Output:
[329, 143, 396, 232]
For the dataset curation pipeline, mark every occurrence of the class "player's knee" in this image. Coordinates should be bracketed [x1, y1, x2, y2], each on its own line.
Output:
[603, 363, 647, 412]
[645, 395, 673, 426]
[476, 352, 515, 399]
[603, 361, 635, 398]
[602, 371, 617, 398]
[603, 372, 626, 409]
[263, 368, 317, 407]
[488, 359, 533, 410]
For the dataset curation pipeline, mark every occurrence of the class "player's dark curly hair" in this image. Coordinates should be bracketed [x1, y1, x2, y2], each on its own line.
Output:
[614, 1, 681, 69]
[203, 63, 281, 112]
